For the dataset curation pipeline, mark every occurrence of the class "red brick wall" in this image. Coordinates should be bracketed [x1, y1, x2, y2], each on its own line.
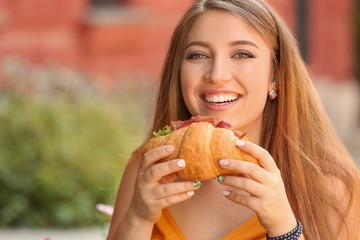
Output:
[0, 0, 88, 65]
[308, 0, 355, 80]
[268, 0, 297, 30]
[0, 0, 356, 82]
[81, 0, 194, 77]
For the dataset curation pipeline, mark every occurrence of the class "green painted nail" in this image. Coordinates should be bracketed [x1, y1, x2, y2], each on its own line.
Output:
[217, 175, 224, 182]
[193, 181, 201, 187]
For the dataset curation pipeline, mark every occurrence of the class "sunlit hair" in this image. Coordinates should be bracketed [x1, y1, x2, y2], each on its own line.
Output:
[148, 0, 360, 239]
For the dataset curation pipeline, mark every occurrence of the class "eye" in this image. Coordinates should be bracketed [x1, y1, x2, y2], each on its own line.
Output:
[186, 53, 208, 60]
[233, 52, 254, 59]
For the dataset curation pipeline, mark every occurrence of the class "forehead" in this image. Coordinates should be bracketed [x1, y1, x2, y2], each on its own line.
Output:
[187, 10, 268, 48]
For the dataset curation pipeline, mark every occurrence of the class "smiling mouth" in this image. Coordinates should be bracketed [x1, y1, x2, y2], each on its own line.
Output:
[203, 94, 240, 105]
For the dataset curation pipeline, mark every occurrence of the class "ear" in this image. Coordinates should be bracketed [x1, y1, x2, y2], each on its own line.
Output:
[268, 76, 278, 93]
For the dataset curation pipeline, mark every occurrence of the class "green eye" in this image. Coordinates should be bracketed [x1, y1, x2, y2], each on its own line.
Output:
[187, 53, 208, 60]
[234, 52, 253, 59]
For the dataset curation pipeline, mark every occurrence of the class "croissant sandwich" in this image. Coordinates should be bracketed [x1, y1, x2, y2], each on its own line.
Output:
[141, 116, 259, 181]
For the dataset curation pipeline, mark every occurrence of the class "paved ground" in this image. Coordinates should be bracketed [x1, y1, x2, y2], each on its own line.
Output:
[0, 228, 105, 240]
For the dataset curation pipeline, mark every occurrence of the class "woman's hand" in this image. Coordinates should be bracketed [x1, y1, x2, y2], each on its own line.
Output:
[218, 139, 298, 237]
[127, 145, 200, 225]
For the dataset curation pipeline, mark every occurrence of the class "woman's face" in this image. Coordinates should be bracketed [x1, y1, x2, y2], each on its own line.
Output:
[180, 10, 276, 142]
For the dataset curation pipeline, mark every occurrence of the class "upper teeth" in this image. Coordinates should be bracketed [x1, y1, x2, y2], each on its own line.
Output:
[205, 95, 238, 103]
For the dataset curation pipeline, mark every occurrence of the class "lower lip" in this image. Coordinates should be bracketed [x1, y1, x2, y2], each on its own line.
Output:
[201, 97, 241, 111]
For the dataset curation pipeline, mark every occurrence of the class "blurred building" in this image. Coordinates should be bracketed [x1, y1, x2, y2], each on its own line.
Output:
[0, 0, 359, 159]
[0, 0, 195, 77]
[0, 0, 356, 80]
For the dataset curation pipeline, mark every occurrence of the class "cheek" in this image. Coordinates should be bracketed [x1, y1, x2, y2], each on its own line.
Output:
[248, 80, 271, 110]
[180, 80, 190, 102]
[181, 80, 196, 100]
[180, 67, 189, 96]
[180, 70, 196, 111]
[240, 61, 272, 107]
[246, 60, 273, 92]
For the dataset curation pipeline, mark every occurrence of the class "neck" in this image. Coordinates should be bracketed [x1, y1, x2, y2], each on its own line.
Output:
[245, 128, 261, 145]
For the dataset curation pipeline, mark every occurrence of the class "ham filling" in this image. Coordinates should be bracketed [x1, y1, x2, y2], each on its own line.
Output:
[170, 116, 246, 140]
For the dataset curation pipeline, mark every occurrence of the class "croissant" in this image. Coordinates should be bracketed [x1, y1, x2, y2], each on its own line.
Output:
[142, 120, 258, 181]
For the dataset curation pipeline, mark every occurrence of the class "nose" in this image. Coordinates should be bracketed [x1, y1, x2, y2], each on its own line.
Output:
[205, 57, 232, 84]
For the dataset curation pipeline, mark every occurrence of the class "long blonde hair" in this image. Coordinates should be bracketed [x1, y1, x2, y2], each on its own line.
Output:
[148, 0, 360, 239]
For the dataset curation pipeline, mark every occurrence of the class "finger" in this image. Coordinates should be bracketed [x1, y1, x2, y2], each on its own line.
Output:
[236, 140, 279, 174]
[142, 145, 175, 169]
[153, 181, 200, 199]
[219, 175, 266, 197]
[144, 159, 186, 183]
[158, 173, 178, 184]
[156, 190, 196, 209]
[223, 190, 259, 210]
[219, 159, 269, 183]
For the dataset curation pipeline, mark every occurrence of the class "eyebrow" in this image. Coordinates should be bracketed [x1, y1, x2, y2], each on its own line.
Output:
[185, 40, 259, 50]
[230, 40, 259, 49]
[185, 41, 209, 49]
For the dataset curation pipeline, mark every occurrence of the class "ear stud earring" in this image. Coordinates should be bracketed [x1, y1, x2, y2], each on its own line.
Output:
[268, 89, 277, 100]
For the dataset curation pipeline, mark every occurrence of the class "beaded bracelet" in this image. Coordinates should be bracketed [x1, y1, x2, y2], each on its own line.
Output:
[266, 219, 303, 240]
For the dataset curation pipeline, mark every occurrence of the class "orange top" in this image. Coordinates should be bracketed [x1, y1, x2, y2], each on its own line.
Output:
[152, 208, 267, 240]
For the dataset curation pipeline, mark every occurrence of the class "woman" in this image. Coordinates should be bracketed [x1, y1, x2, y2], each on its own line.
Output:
[107, 0, 360, 239]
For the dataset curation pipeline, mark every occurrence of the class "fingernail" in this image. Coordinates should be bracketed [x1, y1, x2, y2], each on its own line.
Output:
[223, 190, 230, 196]
[187, 191, 195, 196]
[219, 159, 229, 167]
[165, 145, 174, 152]
[193, 181, 201, 187]
[217, 175, 224, 182]
[176, 159, 185, 168]
[236, 139, 246, 147]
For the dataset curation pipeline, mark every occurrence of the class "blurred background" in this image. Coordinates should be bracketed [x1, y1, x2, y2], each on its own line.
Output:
[0, 0, 359, 239]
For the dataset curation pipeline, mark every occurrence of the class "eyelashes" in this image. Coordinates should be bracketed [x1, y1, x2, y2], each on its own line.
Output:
[233, 52, 254, 59]
[185, 51, 255, 61]
[186, 53, 208, 60]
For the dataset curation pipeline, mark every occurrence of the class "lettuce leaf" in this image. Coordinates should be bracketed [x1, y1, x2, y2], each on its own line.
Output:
[153, 125, 173, 137]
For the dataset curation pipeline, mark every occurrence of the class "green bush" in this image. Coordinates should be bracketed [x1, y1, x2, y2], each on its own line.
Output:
[0, 59, 155, 227]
